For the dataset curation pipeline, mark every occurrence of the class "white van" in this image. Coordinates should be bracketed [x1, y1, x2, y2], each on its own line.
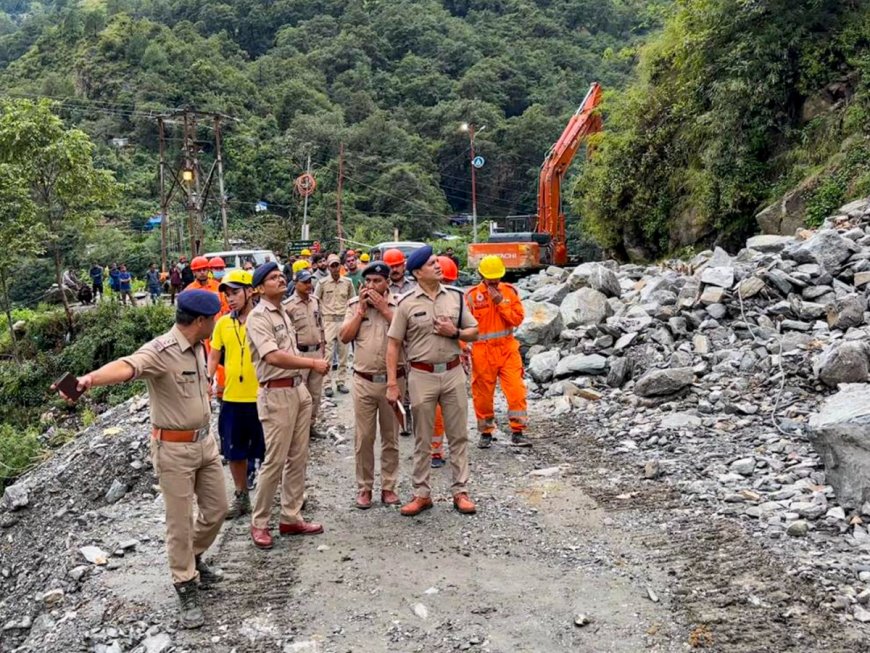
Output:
[203, 249, 279, 270]
[374, 241, 427, 259]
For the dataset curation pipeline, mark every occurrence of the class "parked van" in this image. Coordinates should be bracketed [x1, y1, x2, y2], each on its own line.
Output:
[203, 249, 279, 270]
[374, 241, 426, 260]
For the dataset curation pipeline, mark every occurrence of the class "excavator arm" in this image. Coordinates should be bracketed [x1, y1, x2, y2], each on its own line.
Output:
[537, 82, 603, 266]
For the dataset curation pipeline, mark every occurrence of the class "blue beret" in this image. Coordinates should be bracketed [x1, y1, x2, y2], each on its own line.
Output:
[405, 245, 433, 273]
[176, 289, 221, 317]
[295, 269, 313, 283]
[362, 262, 390, 278]
[252, 261, 280, 287]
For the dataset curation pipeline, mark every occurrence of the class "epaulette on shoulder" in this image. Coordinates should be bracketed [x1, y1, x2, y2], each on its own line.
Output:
[149, 333, 177, 352]
[397, 290, 415, 304]
[347, 296, 360, 306]
[281, 296, 293, 306]
[444, 285, 464, 295]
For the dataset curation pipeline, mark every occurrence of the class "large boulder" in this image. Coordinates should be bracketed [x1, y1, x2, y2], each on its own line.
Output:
[554, 354, 608, 378]
[634, 367, 694, 397]
[827, 293, 867, 330]
[814, 341, 870, 387]
[809, 384, 870, 509]
[560, 288, 610, 328]
[745, 235, 796, 253]
[528, 349, 561, 383]
[529, 282, 571, 304]
[567, 262, 621, 298]
[789, 229, 854, 271]
[515, 301, 562, 347]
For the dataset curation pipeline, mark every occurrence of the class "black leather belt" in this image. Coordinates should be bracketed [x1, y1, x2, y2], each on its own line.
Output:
[297, 344, 319, 352]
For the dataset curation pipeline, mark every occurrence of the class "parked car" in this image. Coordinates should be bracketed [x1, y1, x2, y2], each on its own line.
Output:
[448, 214, 473, 226]
[203, 249, 279, 270]
[375, 241, 427, 260]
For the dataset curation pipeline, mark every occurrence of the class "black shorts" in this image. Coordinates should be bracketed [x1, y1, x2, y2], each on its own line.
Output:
[218, 401, 265, 462]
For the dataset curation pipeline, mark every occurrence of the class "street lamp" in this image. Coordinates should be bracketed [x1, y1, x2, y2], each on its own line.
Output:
[460, 123, 485, 243]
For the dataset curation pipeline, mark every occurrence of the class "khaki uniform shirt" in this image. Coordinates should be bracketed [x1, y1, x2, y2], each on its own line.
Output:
[245, 299, 301, 383]
[388, 284, 478, 364]
[283, 293, 324, 347]
[315, 276, 355, 320]
[389, 277, 417, 299]
[344, 294, 404, 374]
[120, 325, 210, 430]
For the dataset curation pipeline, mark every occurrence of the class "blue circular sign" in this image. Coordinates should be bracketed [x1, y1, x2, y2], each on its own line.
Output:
[472, 156, 485, 169]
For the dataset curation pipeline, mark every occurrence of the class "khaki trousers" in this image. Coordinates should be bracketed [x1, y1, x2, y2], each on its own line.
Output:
[408, 365, 470, 498]
[299, 349, 325, 424]
[252, 384, 313, 528]
[149, 435, 228, 584]
[323, 319, 349, 387]
[353, 373, 405, 492]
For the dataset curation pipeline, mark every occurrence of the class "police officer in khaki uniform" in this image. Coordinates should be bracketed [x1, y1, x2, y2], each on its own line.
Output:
[315, 253, 355, 396]
[386, 246, 479, 516]
[54, 290, 227, 629]
[246, 262, 329, 549]
[340, 262, 405, 509]
[284, 269, 326, 438]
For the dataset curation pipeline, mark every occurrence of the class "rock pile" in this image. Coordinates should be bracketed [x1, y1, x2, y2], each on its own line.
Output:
[516, 197, 870, 619]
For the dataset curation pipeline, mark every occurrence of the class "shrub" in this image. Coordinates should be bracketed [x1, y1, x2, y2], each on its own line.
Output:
[0, 423, 42, 489]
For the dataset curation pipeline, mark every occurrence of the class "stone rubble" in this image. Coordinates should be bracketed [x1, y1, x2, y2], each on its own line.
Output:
[514, 197, 870, 621]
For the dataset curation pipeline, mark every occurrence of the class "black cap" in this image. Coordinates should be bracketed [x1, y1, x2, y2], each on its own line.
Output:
[362, 262, 390, 279]
[295, 270, 313, 283]
[252, 261, 280, 287]
[406, 245, 433, 273]
[176, 289, 221, 317]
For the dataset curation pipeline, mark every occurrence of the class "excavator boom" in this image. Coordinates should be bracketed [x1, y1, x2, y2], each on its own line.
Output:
[537, 82, 603, 266]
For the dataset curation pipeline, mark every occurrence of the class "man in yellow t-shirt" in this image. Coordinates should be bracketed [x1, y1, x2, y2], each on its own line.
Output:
[207, 269, 263, 520]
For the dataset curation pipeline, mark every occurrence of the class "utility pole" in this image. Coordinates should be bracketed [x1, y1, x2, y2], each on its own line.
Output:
[336, 143, 344, 250]
[158, 117, 168, 272]
[156, 108, 235, 259]
[301, 154, 311, 241]
[214, 116, 229, 249]
[469, 124, 478, 243]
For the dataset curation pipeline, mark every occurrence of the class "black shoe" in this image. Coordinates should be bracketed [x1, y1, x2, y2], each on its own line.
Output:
[324, 387, 334, 398]
[195, 555, 223, 587]
[337, 383, 349, 394]
[225, 490, 251, 520]
[400, 430, 411, 437]
[511, 432, 532, 448]
[174, 579, 205, 628]
[309, 425, 324, 439]
[478, 434, 493, 449]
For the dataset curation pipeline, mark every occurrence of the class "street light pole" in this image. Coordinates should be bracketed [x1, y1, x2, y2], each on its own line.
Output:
[461, 122, 486, 243]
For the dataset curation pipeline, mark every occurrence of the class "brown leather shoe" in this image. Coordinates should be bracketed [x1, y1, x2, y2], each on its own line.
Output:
[453, 493, 477, 514]
[381, 490, 400, 505]
[279, 521, 324, 535]
[356, 490, 372, 510]
[250, 526, 273, 549]
[400, 496, 433, 516]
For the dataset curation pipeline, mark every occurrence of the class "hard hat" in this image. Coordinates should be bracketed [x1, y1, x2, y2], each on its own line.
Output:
[209, 256, 226, 270]
[360, 253, 370, 262]
[301, 248, 312, 256]
[437, 255, 458, 282]
[383, 248, 405, 266]
[478, 255, 506, 280]
[218, 268, 253, 292]
[190, 255, 210, 271]
[292, 259, 311, 274]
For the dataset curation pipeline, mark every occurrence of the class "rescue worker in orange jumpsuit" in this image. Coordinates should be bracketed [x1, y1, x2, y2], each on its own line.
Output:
[431, 255, 467, 467]
[465, 255, 530, 448]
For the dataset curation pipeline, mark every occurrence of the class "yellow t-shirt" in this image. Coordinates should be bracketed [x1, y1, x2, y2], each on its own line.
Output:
[211, 313, 259, 403]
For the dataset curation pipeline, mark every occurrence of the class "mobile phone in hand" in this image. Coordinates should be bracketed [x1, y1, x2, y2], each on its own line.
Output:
[53, 372, 84, 401]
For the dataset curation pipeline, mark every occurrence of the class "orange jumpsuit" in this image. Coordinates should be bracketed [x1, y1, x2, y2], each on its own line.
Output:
[465, 281, 527, 434]
[184, 278, 230, 393]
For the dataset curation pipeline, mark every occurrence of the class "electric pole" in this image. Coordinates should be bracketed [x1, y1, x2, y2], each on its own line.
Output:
[336, 143, 345, 250]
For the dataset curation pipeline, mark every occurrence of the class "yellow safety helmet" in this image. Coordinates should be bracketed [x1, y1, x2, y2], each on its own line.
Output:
[218, 268, 253, 292]
[292, 259, 311, 274]
[300, 248, 312, 256]
[360, 253, 370, 262]
[478, 255, 506, 280]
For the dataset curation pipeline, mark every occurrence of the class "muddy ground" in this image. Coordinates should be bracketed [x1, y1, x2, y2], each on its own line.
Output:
[1, 390, 866, 652]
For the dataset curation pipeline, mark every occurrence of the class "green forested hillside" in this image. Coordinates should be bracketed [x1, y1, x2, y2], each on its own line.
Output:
[576, 0, 870, 261]
[0, 0, 668, 287]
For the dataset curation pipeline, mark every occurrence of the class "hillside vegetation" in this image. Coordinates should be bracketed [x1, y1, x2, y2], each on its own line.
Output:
[0, 0, 668, 282]
[576, 0, 870, 260]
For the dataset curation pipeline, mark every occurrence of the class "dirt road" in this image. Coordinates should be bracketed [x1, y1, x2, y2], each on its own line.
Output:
[3, 390, 865, 652]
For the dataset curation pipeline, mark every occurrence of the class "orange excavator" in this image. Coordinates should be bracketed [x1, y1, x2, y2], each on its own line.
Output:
[467, 82, 603, 272]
